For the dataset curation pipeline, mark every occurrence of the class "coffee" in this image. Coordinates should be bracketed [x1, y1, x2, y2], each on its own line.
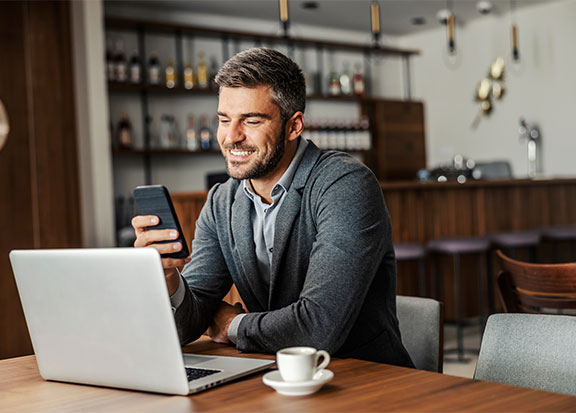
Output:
[276, 347, 330, 382]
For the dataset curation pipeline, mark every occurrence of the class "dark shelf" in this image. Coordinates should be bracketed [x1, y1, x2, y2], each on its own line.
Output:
[105, 17, 419, 57]
[112, 147, 370, 156]
[108, 81, 218, 95]
[107, 83, 378, 103]
[306, 94, 364, 102]
[112, 148, 222, 156]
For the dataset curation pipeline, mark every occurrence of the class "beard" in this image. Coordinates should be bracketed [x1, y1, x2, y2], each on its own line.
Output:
[223, 127, 286, 180]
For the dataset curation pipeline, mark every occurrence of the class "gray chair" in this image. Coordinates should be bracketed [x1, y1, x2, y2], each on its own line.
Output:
[396, 295, 444, 373]
[474, 313, 576, 396]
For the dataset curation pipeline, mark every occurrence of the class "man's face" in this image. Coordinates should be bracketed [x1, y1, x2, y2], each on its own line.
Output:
[217, 86, 287, 181]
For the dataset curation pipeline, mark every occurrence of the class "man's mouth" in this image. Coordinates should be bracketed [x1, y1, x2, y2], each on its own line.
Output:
[229, 149, 255, 157]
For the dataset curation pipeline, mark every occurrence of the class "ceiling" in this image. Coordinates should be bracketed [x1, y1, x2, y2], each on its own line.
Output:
[106, 0, 553, 35]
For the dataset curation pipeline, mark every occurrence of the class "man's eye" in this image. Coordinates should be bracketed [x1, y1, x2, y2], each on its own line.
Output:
[218, 118, 230, 124]
[245, 120, 261, 125]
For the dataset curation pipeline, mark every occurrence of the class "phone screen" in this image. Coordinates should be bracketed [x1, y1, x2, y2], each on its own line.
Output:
[133, 185, 190, 259]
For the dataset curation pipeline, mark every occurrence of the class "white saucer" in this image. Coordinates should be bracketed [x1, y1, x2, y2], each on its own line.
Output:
[262, 369, 334, 396]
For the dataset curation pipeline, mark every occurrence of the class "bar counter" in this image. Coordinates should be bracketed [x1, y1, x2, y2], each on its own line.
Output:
[173, 177, 576, 245]
[172, 177, 576, 316]
[381, 177, 576, 243]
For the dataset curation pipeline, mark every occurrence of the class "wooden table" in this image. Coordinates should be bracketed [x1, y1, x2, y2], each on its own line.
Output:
[1, 339, 576, 412]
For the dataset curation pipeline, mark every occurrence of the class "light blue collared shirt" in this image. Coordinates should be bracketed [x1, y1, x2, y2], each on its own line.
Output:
[242, 138, 309, 286]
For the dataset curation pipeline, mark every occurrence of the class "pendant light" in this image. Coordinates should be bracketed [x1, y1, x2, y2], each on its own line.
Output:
[279, 0, 289, 37]
[446, 0, 456, 56]
[437, 1, 456, 58]
[370, 2, 381, 46]
[510, 0, 520, 62]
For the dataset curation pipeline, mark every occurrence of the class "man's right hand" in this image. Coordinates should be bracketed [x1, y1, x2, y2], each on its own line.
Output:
[132, 215, 191, 296]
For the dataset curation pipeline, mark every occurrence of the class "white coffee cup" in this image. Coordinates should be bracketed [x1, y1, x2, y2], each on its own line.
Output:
[276, 347, 330, 382]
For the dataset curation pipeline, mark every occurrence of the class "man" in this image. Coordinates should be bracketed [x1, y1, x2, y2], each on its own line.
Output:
[133, 47, 413, 367]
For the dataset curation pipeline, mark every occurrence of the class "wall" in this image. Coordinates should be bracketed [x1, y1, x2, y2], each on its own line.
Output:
[71, 0, 116, 247]
[398, 0, 576, 178]
[76, 0, 575, 245]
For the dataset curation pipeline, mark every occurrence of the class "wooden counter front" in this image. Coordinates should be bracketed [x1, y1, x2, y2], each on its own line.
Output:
[382, 178, 576, 243]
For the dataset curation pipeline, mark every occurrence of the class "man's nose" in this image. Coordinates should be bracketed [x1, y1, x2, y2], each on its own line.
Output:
[223, 122, 245, 145]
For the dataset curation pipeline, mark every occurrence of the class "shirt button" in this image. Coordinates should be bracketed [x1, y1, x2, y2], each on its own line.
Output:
[269, 248, 273, 253]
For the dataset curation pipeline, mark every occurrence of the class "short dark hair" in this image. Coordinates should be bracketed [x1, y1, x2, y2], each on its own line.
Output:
[215, 47, 306, 120]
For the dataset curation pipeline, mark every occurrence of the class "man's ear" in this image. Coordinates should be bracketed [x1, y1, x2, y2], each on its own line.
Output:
[286, 112, 304, 142]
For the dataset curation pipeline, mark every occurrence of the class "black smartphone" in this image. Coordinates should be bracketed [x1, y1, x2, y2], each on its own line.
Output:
[133, 185, 190, 259]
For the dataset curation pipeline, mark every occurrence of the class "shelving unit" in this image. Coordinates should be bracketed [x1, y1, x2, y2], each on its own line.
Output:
[104, 16, 425, 197]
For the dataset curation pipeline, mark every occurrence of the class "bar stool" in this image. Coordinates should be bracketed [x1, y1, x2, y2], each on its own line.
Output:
[541, 225, 576, 262]
[489, 230, 540, 260]
[394, 243, 427, 297]
[427, 236, 490, 362]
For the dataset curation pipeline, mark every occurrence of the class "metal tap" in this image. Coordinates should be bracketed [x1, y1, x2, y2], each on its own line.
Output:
[519, 118, 542, 178]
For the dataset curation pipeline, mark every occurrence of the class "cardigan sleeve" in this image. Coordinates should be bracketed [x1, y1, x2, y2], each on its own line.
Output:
[173, 185, 234, 345]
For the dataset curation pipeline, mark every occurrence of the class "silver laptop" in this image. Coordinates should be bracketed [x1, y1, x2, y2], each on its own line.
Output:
[9, 248, 273, 395]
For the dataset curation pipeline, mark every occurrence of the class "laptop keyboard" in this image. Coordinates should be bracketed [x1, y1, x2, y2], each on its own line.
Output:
[185, 367, 221, 382]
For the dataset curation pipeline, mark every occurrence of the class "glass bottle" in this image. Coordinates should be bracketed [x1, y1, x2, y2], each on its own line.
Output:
[328, 71, 341, 96]
[117, 113, 133, 149]
[128, 50, 141, 84]
[160, 115, 177, 148]
[353, 64, 365, 96]
[186, 115, 199, 151]
[148, 52, 161, 85]
[114, 40, 127, 82]
[209, 56, 219, 90]
[339, 64, 353, 95]
[197, 52, 209, 89]
[165, 59, 176, 88]
[184, 60, 195, 90]
[199, 114, 212, 151]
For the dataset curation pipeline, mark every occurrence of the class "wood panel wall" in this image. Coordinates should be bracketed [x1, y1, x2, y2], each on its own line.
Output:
[0, 1, 82, 359]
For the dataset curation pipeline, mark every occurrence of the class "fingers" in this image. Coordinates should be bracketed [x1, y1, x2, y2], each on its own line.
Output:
[133, 217, 181, 251]
[132, 215, 159, 234]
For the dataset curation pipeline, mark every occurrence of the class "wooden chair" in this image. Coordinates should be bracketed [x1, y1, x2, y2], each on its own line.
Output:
[496, 250, 576, 314]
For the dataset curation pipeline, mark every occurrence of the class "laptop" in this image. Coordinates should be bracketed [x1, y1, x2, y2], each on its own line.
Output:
[9, 248, 274, 395]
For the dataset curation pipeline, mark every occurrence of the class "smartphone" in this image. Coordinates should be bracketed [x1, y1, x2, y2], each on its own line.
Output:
[133, 185, 190, 259]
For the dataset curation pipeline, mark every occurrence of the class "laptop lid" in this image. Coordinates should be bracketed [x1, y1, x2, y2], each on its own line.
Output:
[9, 248, 273, 395]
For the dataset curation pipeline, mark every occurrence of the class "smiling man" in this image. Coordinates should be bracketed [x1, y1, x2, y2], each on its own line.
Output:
[132, 47, 413, 367]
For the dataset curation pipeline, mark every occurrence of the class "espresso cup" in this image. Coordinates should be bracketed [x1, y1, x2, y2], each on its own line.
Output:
[276, 347, 330, 382]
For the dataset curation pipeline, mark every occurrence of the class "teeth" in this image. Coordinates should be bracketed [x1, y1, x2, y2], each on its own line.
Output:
[230, 150, 253, 156]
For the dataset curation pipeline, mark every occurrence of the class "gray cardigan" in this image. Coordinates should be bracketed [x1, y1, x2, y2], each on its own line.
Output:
[176, 141, 414, 367]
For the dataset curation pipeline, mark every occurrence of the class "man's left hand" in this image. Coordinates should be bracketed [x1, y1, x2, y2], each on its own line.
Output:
[207, 301, 245, 344]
